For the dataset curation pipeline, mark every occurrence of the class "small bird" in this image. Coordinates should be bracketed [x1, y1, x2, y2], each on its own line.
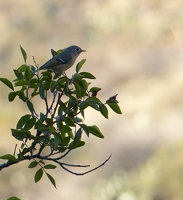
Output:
[38, 45, 86, 77]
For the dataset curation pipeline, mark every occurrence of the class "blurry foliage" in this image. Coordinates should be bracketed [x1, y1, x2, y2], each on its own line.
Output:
[91, 141, 183, 200]
[0, 1, 183, 200]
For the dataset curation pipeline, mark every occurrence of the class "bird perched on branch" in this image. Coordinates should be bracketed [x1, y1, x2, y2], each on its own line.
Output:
[38, 45, 86, 77]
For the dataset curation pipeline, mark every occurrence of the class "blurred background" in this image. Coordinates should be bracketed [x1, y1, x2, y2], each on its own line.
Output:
[1, 0, 183, 199]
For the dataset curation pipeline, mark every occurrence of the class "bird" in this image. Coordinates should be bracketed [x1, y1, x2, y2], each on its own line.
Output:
[38, 45, 86, 77]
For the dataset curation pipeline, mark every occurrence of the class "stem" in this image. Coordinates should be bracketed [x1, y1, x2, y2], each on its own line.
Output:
[51, 91, 63, 119]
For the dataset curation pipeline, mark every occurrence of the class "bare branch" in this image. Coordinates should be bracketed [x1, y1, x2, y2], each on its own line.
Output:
[51, 91, 63, 119]
[58, 154, 112, 176]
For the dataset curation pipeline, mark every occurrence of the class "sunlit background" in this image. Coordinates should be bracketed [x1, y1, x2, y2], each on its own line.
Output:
[1, 0, 183, 199]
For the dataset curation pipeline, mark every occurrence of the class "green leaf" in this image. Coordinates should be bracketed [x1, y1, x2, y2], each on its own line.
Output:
[79, 72, 96, 79]
[38, 160, 45, 165]
[8, 91, 17, 102]
[24, 66, 31, 83]
[42, 77, 51, 90]
[16, 114, 31, 129]
[0, 154, 16, 162]
[34, 168, 43, 183]
[87, 96, 101, 104]
[46, 173, 57, 188]
[51, 49, 58, 56]
[11, 129, 31, 141]
[99, 103, 108, 119]
[68, 96, 77, 109]
[17, 64, 27, 72]
[50, 77, 67, 92]
[26, 100, 35, 114]
[62, 136, 70, 145]
[62, 125, 72, 134]
[72, 73, 83, 82]
[17, 64, 28, 72]
[20, 148, 29, 156]
[79, 79, 89, 94]
[86, 96, 101, 111]
[20, 45, 27, 63]
[76, 79, 87, 96]
[24, 118, 36, 130]
[76, 59, 86, 73]
[58, 101, 66, 112]
[56, 120, 63, 132]
[50, 48, 63, 56]
[52, 133, 59, 150]
[89, 87, 101, 93]
[44, 164, 57, 169]
[106, 102, 122, 114]
[64, 117, 75, 127]
[13, 69, 23, 79]
[79, 124, 89, 137]
[28, 161, 38, 168]
[30, 78, 41, 84]
[79, 101, 89, 110]
[17, 90, 27, 102]
[63, 80, 69, 96]
[79, 101, 90, 118]
[14, 80, 27, 86]
[44, 118, 52, 126]
[31, 87, 39, 98]
[67, 130, 74, 139]
[39, 83, 45, 99]
[40, 112, 46, 121]
[69, 140, 85, 149]
[29, 65, 36, 73]
[48, 125, 56, 133]
[73, 82, 81, 98]
[41, 71, 52, 80]
[0, 78, 14, 91]
[90, 87, 101, 96]
[88, 125, 104, 138]
[7, 197, 21, 200]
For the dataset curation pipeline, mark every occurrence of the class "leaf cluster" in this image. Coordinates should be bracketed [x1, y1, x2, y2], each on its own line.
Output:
[0, 46, 122, 190]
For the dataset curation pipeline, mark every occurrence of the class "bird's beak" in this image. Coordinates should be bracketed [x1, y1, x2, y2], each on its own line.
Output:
[81, 49, 86, 52]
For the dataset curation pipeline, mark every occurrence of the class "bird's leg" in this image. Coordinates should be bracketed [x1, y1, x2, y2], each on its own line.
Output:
[62, 71, 68, 78]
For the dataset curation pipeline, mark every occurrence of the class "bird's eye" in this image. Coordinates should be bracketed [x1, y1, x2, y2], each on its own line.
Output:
[75, 47, 80, 52]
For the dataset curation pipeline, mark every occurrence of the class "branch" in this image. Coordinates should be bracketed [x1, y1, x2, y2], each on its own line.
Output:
[49, 90, 58, 117]
[51, 91, 63, 118]
[57, 154, 112, 175]
[0, 154, 36, 171]
[0, 153, 112, 175]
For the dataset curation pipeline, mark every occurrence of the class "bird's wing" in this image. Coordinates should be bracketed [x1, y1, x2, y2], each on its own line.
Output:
[54, 53, 72, 64]
[39, 54, 72, 69]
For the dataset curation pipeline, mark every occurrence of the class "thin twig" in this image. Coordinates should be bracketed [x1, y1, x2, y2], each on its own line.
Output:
[51, 91, 63, 119]
[13, 144, 17, 157]
[48, 90, 58, 118]
[60, 162, 90, 168]
[57, 154, 112, 176]
[44, 91, 49, 116]
[32, 56, 39, 69]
